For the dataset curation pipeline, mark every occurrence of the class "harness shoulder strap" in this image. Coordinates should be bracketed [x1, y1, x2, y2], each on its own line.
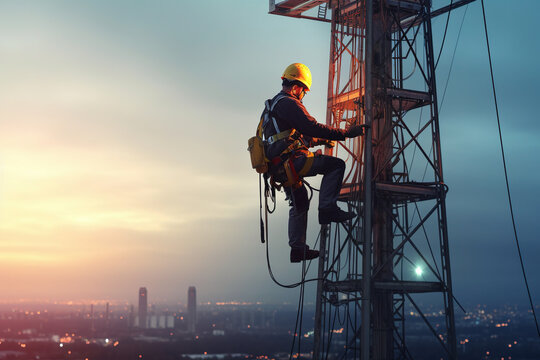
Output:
[262, 94, 288, 135]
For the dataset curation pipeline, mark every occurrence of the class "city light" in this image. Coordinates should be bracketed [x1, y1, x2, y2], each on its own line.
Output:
[415, 266, 423, 276]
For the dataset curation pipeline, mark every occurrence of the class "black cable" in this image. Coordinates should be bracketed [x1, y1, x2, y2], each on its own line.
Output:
[298, 260, 306, 357]
[439, 4, 468, 114]
[261, 184, 323, 355]
[259, 174, 265, 244]
[481, 0, 540, 338]
[264, 175, 277, 214]
[264, 225, 321, 289]
[435, 0, 453, 69]
[264, 202, 323, 288]
[289, 261, 306, 360]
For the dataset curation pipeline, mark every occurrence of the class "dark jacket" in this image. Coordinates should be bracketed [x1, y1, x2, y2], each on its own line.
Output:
[264, 91, 346, 160]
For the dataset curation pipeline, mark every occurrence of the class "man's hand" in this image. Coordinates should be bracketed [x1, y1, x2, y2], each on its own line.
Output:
[313, 138, 336, 148]
[345, 124, 369, 138]
[322, 139, 335, 148]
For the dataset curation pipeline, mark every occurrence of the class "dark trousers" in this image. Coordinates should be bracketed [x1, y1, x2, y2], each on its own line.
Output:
[284, 154, 346, 249]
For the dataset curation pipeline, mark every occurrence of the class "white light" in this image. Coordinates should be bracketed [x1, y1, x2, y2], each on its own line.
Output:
[415, 266, 423, 276]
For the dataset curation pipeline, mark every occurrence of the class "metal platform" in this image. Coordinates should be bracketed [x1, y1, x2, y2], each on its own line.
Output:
[334, 89, 363, 111]
[339, 182, 446, 203]
[388, 88, 431, 112]
[269, 0, 329, 20]
[375, 182, 446, 203]
[324, 279, 443, 294]
[329, 87, 430, 113]
[374, 280, 444, 293]
[386, 0, 423, 18]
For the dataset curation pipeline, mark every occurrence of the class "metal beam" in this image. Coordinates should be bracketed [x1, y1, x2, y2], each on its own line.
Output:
[401, 0, 477, 28]
[431, 0, 477, 18]
[269, 0, 327, 16]
[360, 0, 374, 358]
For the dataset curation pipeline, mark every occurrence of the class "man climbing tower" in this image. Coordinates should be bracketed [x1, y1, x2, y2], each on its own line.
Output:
[263, 63, 366, 263]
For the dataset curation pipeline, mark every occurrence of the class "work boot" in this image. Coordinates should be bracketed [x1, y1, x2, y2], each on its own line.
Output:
[318, 208, 355, 225]
[290, 247, 320, 263]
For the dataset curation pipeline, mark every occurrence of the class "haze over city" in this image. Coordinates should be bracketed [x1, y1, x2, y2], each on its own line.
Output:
[0, 0, 539, 311]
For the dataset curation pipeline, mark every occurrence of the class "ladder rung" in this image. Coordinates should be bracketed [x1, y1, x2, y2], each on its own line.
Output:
[338, 183, 362, 202]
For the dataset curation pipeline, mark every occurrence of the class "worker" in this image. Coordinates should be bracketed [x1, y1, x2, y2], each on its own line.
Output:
[263, 63, 366, 263]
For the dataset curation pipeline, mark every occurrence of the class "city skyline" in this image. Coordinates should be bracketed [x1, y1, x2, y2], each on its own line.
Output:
[0, 0, 539, 309]
[0, 300, 536, 359]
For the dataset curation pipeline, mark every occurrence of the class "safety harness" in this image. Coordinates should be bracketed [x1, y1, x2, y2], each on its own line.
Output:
[256, 94, 314, 189]
[250, 94, 316, 245]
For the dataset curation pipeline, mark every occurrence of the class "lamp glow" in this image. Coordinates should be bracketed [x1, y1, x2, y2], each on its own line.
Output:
[415, 266, 423, 276]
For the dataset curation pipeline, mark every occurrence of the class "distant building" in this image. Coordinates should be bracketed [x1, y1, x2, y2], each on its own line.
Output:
[149, 314, 158, 329]
[138, 287, 148, 328]
[187, 286, 197, 333]
[90, 304, 95, 333]
[105, 302, 110, 329]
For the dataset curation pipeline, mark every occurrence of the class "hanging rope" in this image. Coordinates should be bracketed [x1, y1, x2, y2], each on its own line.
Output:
[481, 0, 540, 337]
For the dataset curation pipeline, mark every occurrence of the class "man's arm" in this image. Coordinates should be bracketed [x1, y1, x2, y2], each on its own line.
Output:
[276, 97, 347, 140]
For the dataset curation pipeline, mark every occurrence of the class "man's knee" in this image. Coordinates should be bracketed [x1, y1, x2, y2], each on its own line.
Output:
[320, 154, 345, 171]
[334, 156, 345, 171]
[326, 156, 345, 177]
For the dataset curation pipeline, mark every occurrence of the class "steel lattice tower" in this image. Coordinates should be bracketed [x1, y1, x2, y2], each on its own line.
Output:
[270, 1, 475, 359]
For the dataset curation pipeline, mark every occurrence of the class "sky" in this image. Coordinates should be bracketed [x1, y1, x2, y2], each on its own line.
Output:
[0, 0, 539, 309]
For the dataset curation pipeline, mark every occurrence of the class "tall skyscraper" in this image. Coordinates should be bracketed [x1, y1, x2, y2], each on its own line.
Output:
[138, 287, 148, 329]
[187, 286, 196, 333]
[90, 304, 95, 333]
[105, 302, 110, 329]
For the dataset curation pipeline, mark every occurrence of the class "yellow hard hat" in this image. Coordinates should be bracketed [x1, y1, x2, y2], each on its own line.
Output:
[281, 63, 312, 91]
